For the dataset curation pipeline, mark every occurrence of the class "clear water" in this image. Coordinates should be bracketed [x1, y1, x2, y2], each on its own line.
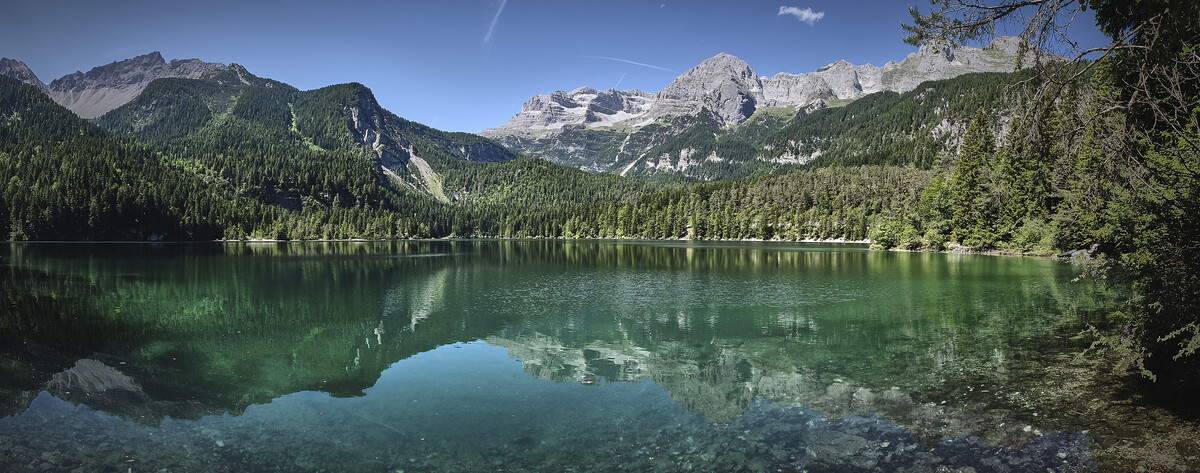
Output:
[0, 241, 1117, 472]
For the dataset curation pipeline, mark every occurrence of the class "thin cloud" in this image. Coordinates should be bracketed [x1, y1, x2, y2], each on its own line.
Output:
[484, 0, 508, 44]
[579, 55, 677, 73]
[778, 6, 824, 26]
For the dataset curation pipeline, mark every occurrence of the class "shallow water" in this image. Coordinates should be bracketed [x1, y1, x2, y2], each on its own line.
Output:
[0, 241, 1123, 472]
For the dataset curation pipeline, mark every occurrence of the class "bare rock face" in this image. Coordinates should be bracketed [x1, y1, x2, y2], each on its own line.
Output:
[881, 36, 1025, 92]
[485, 36, 1033, 140]
[461, 142, 513, 162]
[652, 53, 762, 124]
[44, 52, 230, 118]
[490, 86, 656, 134]
[761, 59, 881, 108]
[341, 85, 516, 199]
[0, 58, 48, 93]
[588, 88, 635, 116]
[760, 72, 833, 108]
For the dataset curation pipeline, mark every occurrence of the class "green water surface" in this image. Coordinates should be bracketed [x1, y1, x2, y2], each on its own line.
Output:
[0, 241, 1116, 472]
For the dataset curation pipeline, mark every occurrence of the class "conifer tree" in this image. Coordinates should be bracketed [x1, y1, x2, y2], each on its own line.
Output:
[949, 108, 995, 248]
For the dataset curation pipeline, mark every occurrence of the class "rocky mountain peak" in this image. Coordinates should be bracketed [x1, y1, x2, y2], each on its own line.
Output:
[917, 40, 956, 63]
[35, 52, 232, 119]
[701, 52, 752, 72]
[49, 52, 168, 90]
[550, 90, 580, 107]
[988, 36, 1024, 54]
[0, 57, 47, 93]
[816, 60, 854, 72]
[884, 36, 1033, 92]
[584, 88, 639, 121]
[486, 36, 1034, 144]
[663, 53, 758, 95]
[656, 52, 762, 124]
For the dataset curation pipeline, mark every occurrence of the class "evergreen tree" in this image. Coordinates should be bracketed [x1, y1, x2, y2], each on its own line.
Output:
[948, 108, 996, 248]
[903, 0, 1200, 396]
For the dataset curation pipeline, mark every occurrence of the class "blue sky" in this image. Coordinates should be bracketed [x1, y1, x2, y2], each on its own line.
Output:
[0, 0, 1109, 133]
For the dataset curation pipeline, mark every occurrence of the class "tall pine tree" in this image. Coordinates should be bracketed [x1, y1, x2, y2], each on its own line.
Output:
[949, 108, 995, 249]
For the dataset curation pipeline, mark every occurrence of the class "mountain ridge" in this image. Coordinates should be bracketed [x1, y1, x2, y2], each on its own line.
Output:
[91, 67, 519, 208]
[479, 37, 1036, 179]
[0, 52, 234, 119]
[0, 58, 48, 94]
[485, 37, 1028, 138]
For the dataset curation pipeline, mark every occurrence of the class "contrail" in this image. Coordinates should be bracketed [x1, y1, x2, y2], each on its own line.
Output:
[484, 0, 508, 44]
[614, 72, 627, 89]
[579, 55, 677, 73]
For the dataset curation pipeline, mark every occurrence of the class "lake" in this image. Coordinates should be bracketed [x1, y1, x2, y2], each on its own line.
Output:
[0, 241, 1141, 472]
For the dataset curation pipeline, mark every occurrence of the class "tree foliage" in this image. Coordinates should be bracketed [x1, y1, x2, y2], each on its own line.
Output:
[4, 2, 1195, 390]
[904, 0, 1200, 388]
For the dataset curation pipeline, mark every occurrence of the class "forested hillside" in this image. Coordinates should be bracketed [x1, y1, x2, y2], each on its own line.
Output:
[0, 71, 668, 240]
[763, 70, 1037, 168]
[893, 0, 1200, 389]
[0, 60, 1124, 247]
[0, 75, 277, 240]
[2, 0, 1195, 388]
[511, 69, 1038, 183]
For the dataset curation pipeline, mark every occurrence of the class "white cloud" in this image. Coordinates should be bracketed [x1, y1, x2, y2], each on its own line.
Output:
[778, 6, 825, 26]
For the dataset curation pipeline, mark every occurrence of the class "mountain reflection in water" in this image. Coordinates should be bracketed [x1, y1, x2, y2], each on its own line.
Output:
[0, 241, 1119, 472]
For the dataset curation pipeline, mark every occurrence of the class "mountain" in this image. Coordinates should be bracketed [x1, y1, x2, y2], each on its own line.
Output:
[484, 69, 1033, 182]
[0, 74, 282, 240]
[0, 58, 47, 94]
[619, 69, 1038, 180]
[482, 37, 1033, 178]
[0, 51, 669, 240]
[91, 59, 519, 209]
[0, 48, 1042, 243]
[9, 52, 234, 119]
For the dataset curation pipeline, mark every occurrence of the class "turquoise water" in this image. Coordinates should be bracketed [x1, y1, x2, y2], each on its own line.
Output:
[0, 241, 1116, 472]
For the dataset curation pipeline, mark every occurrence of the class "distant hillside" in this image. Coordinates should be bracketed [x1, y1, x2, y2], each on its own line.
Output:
[93, 67, 521, 209]
[1, 52, 234, 119]
[0, 54, 667, 240]
[0, 75, 275, 240]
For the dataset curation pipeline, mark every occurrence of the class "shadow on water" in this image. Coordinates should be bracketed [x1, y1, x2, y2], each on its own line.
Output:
[0, 241, 516, 423]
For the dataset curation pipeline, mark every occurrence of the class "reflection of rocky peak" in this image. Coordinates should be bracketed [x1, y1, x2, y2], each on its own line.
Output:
[487, 333, 1067, 447]
[43, 359, 166, 425]
[49, 359, 143, 394]
[491, 334, 649, 385]
[489, 335, 759, 421]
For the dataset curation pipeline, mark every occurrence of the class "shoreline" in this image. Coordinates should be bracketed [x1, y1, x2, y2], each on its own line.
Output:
[3, 236, 874, 245]
[1, 237, 1074, 260]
